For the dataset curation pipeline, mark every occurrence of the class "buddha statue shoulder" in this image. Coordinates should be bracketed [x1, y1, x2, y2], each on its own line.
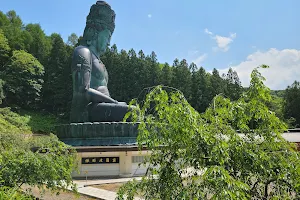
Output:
[70, 1, 129, 123]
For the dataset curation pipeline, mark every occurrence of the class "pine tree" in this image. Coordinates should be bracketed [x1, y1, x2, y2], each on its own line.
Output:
[25, 23, 51, 65]
[101, 44, 121, 100]
[42, 33, 68, 114]
[225, 67, 242, 100]
[0, 29, 10, 69]
[126, 48, 139, 101]
[160, 62, 172, 87]
[283, 81, 300, 127]
[173, 59, 192, 99]
[145, 51, 161, 87]
[171, 59, 192, 100]
[138, 50, 145, 60]
[210, 68, 225, 98]
[190, 62, 198, 108]
[67, 33, 79, 47]
[195, 67, 211, 112]
[0, 11, 10, 28]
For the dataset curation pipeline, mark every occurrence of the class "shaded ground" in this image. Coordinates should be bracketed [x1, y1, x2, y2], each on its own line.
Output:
[92, 183, 143, 198]
[22, 185, 97, 200]
[92, 182, 125, 193]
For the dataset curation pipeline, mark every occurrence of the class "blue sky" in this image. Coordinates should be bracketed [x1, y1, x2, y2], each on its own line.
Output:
[2, 0, 300, 89]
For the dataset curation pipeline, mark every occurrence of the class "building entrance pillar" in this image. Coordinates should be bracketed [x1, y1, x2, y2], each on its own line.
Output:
[119, 151, 132, 177]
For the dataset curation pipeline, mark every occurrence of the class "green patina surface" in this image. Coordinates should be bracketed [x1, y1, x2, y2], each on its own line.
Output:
[69, 1, 133, 123]
[55, 122, 139, 146]
[55, 1, 139, 146]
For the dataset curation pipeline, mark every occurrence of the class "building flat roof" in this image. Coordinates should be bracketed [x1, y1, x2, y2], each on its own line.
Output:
[75, 145, 147, 152]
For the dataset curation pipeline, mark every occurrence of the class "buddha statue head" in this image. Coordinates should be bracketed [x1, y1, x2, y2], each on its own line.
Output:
[81, 1, 116, 56]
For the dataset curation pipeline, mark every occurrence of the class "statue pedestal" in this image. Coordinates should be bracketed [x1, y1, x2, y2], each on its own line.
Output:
[55, 122, 149, 178]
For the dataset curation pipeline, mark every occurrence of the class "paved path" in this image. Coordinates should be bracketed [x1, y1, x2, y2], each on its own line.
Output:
[77, 186, 119, 200]
[71, 177, 143, 200]
[74, 177, 142, 187]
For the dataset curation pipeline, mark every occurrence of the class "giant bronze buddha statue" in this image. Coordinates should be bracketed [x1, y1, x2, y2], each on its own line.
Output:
[70, 1, 130, 123]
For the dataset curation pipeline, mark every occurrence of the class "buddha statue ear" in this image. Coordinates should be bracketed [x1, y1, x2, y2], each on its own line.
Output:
[87, 40, 92, 46]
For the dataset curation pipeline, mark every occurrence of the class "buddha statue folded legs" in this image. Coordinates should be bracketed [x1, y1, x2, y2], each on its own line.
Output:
[87, 102, 130, 122]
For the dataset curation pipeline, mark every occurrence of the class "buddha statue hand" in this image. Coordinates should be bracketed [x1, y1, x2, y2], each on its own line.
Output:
[86, 88, 118, 104]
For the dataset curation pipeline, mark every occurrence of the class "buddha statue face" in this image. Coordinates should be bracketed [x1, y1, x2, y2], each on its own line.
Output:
[96, 29, 111, 55]
[81, 1, 115, 56]
[81, 27, 112, 56]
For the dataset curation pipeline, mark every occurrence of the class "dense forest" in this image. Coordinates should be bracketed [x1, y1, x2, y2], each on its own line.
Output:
[0, 10, 299, 128]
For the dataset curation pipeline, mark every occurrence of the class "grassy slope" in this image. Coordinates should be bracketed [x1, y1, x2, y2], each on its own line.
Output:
[0, 107, 60, 134]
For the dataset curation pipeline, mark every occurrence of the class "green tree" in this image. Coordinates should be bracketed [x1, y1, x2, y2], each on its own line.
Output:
[135, 50, 148, 93]
[125, 48, 139, 100]
[267, 94, 285, 121]
[0, 30, 9, 105]
[4, 50, 44, 108]
[160, 62, 172, 87]
[0, 29, 10, 70]
[115, 49, 130, 101]
[210, 68, 225, 98]
[118, 66, 300, 199]
[0, 11, 10, 28]
[171, 59, 192, 101]
[224, 67, 243, 101]
[0, 186, 33, 199]
[67, 33, 79, 47]
[101, 44, 118, 97]
[1, 10, 30, 51]
[192, 66, 211, 113]
[271, 90, 285, 98]
[190, 62, 198, 109]
[0, 79, 5, 104]
[42, 33, 68, 114]
[63, 43, 76, 118]
[283, 81, 300, 128]
[145, 51, 161, 87]
[25, 23, 51, 65]
[0, 132, 77, 198]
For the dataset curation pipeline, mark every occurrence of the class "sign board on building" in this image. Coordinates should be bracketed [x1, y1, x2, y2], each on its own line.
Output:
[81, 157, 120, 164]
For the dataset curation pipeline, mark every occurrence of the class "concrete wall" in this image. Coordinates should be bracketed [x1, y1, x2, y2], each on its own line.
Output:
[72, 150, 150, 178]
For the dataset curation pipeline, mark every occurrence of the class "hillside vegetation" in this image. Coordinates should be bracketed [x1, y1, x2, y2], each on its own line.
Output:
[0, 107, 59, 134]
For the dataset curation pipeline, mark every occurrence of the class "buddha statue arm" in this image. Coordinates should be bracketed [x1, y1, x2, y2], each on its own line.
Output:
[72, 46, 118, 104]
[86, 88, 118, 103]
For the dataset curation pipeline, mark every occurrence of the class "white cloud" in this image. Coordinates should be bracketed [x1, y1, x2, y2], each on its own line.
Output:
[230, 33, 236, 39]
[204, 28, 213, 35]
[192, 53, 207, 66]
[214, 35, 234, 52]
[218, 48, 300, 90]
[148, 14, 152, 18]
[204, 29, 237, 52]
[188, 50, 199, 56]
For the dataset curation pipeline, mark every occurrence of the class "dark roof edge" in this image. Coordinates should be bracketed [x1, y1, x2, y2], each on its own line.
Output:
[75, 145, 149, 152]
